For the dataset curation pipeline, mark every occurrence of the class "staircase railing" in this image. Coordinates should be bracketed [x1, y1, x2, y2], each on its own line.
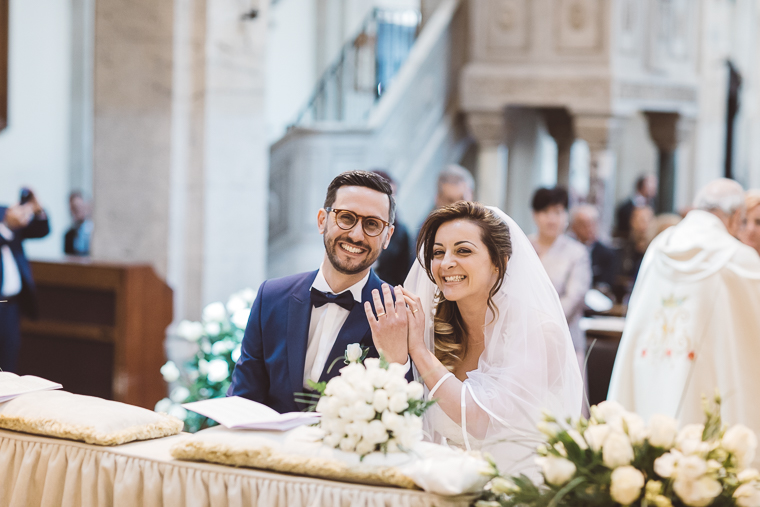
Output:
[291, 7, 421, 127]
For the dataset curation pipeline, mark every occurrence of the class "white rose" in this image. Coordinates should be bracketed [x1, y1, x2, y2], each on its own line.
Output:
[592, 400, 626, 424]
[673, 476, 722, 507]
[238, 287, 256, 305]
[388, 392, 409, 413]
[676, 424, 705, 454]
[621, 413, 647, 445]
[198, 359, 209, 375]
[603, 431, 635, 469]
[323, 432, 342, 448]
[231, 308, 251, 329]
[206, 359, 230, 382]
[491, 477, 520, 495]
[345, 421, 368, 438]
[406, 381, 424, 400]
[202, 302, 227, 323]
[354, 378, 375, 403]
[367, 367, 389, 388]
[610, 466, 645, 505]
[363, 419, 390, 444]
[355, 438, 376, 456]
[154, 398, 172, 413]
[739, 469, 760, 484]
[567, 429, 589, 451]
[160, 361, 180, 383]
[537, 422, 561, 438]
[735, 483, 760, 507]
[231, 345, 242, 363]
[339, 435, 359, 452]
[538, 456, 576, 486]
[387, 362, 407, 378]
[352, 401, 376, 422]
[386, 438, 399, 453]
[584, 424, 612, 452]
[204, 322, 221, 337]
[654, 451, 680, 478]
[168, 404, 188, 420]
[175, 320, 204, 342]
[226, 295, 247, 314]
[324, 377, 348, 397]
[648, 414, 679, 449]
[211, 340, 229, 356]
[384, 377, 408, 394]
[346, 343, 363, 362]
[373, 389, 389, 413]
[381, 411, 403, 433]
[723, 425, 758, 469]
[554, 442, 568, 457]
[340, 362, 366, 384]
[364, 358, 381, 370]
[170, 386, 190, 403]
[677, 455, 708, 481]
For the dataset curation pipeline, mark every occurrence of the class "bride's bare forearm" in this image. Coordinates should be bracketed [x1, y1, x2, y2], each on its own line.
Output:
[409, 347, 488, 439]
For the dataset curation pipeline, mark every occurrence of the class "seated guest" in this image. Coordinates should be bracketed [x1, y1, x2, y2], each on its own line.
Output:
[609, 179, 760, 464]
[372, 170, 414, 286]
[228, 171, 408, 413]
[434, 164, 474, 209]
[740, 189, 760, 256]
[618, 205, 654, 289]
[529, 187, 591, 367]
[569, 204, 619, 295]
[64, 191, 93, 256]
[615, 174, 657, 238]
[1, 189, 50, 372]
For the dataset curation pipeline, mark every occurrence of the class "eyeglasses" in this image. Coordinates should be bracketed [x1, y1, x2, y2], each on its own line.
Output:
[325, 207, 390, 237]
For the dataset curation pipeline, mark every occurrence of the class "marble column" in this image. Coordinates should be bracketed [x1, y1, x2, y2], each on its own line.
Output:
[644, 111, 688, 214]
[465, 111, 507, 210]
[574, 114, 622, 235]
[543, 108, 574, 189]
[91, 0, 175, 276]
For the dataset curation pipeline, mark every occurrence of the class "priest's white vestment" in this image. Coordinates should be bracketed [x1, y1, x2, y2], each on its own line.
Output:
[608, 210, 760, 439]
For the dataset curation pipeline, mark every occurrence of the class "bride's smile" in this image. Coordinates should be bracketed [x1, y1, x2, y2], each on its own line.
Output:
[431, 219, 498, 303]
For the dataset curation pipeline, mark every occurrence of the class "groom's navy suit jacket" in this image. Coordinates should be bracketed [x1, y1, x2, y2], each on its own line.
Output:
[228, 269, 386, 413]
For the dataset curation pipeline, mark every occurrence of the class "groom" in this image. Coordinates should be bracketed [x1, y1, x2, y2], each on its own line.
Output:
[228, 171, 409, 412]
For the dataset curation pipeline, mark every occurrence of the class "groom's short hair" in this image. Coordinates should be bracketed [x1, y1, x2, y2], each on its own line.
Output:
[324, 171, 396, 223]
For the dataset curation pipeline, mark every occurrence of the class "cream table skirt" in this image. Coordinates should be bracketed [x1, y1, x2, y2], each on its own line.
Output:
[0, 428, 471, 507]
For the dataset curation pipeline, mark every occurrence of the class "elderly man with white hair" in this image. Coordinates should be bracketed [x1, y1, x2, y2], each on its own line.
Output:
[608, 179, 760, 461]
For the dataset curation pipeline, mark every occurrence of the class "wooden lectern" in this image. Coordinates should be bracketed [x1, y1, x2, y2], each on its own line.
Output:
[18, 259, 173, 409]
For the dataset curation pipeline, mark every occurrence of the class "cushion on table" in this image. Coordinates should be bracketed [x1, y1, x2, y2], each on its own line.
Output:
[170, 425, 491, 495]
[0, 390, 183, 445]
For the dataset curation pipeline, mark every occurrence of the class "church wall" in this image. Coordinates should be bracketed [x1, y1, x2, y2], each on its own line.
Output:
[614, 112, 657, 208]
[0, 0, 72, 259]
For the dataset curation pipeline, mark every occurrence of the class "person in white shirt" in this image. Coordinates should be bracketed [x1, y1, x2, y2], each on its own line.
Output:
[1, 189, 50, 372]
[608, 179, 760, 467]
[227, 171, 410, 413]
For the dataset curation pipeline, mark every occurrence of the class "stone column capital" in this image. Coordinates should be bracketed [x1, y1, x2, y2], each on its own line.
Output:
[465, 111, 506, 147]
[573, 114, 624, 152]
[644, 111, 681, 152]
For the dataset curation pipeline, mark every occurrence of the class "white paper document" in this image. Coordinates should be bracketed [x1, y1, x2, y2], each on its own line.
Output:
[0, 372, 63, 403]
[183, 396, 321, 431]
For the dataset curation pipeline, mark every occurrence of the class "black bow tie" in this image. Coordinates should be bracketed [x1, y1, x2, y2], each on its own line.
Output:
[310, 287, 355, 311]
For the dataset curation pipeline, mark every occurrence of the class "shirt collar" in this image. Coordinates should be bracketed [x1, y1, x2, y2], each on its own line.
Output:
[311, 264, 370, 303]
[0, 222, 14, 241]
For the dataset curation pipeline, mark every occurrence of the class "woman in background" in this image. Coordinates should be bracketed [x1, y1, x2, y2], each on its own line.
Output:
[529, 187, 591, 369]
[740, 190, 760, 256]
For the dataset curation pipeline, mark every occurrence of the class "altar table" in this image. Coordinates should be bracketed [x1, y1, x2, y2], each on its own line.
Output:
[0, 428, 472, 507]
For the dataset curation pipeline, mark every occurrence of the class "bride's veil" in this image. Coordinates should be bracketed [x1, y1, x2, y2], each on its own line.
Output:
[404, 206, 583, 476]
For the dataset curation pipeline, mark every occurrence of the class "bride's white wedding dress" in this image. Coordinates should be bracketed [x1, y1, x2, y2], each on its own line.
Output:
[404, 208, 583, 476]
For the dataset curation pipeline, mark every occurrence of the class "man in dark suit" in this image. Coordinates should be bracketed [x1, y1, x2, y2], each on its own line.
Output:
[570, 204, 619, 293]
[228, 171, 409, 413]
[1, 190, 50, 372]
[614, 174, 657, 238]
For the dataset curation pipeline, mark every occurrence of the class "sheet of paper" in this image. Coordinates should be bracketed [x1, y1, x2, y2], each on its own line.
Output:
[183, 396, 321, 431]
[0, 372, 63, 403]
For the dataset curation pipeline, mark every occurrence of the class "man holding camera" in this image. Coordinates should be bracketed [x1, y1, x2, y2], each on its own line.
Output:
[1, 188, 50, 372]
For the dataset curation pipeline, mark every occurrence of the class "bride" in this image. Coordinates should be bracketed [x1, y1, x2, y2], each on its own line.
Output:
[366, 202, 583, 475]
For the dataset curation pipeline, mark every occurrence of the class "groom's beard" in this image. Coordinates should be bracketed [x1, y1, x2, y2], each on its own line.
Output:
[324, 232, 379, 275]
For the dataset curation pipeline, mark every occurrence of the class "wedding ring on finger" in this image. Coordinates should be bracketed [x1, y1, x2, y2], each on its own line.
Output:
[412, 308, 419, 314]
[376, 312, 386, 318]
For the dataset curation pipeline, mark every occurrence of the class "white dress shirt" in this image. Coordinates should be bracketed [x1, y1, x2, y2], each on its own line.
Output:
[303, 267, 370, 388]
[0, 223, 22, 298]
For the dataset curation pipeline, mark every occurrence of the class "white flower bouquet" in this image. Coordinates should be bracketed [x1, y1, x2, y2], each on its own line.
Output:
[155, 288, 257, 432]
[478, 393, 760, 507]
[308, 344, 435, 458]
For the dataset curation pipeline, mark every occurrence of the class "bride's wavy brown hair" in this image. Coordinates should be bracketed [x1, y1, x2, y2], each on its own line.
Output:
[416, 201, 512, 370]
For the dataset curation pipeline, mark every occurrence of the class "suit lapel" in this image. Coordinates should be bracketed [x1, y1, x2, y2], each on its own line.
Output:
[286, 271, 318, 394]
[318, 271, 384, 382]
